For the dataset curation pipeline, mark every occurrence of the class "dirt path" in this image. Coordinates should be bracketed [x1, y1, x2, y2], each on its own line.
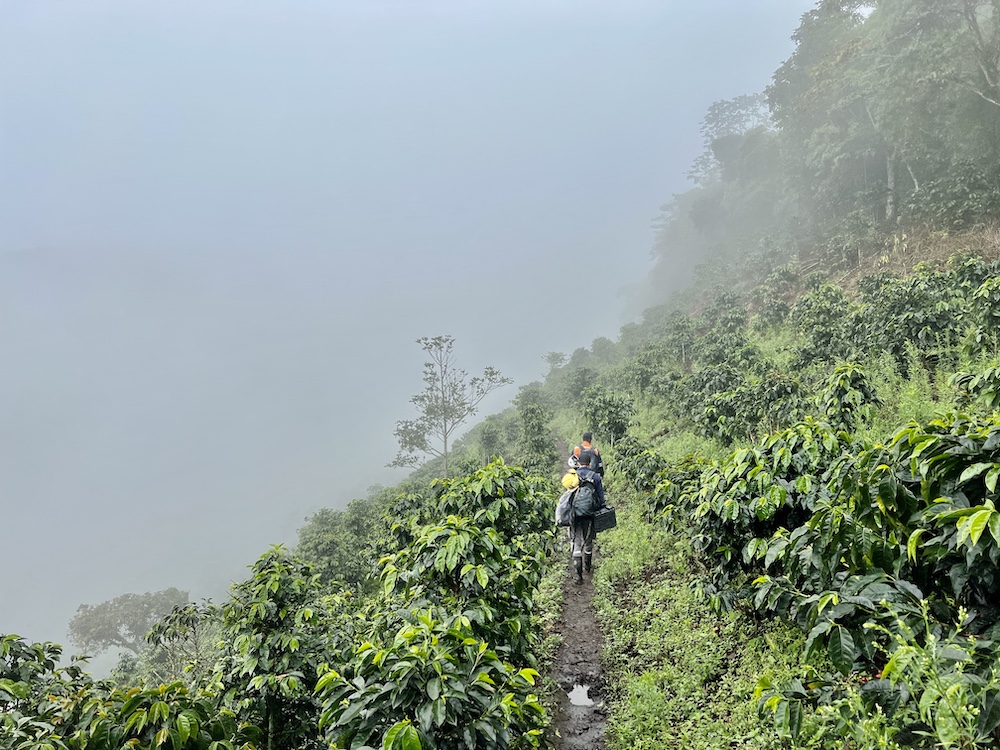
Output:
[548, 547, 608, 749]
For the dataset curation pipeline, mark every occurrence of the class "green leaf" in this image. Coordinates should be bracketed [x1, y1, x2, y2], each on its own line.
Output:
[399, 725, 422, 750]
[383, 570, 398, 596]
[827, 626, 857, 676]
[978, 691, 1000, 735]
[907, 529, 926, 562]
[338, 698, 368, 726]
[176, 713, 191, 745]
[774, 698, 800, 739]
[431, 698, 446, 727]
[383, 721, 421, 750]
[817, 592, 838, 617]
[315, 670, 341, 694]
[967, 508, 995, 546]
[804, 621, 832, 663]
[894, 579, 924, 601]
[987, 466, 1000, 493]
[990, 513, 1000, 545]
[764, 539, 787, 569]
[960, 462, 994, 484]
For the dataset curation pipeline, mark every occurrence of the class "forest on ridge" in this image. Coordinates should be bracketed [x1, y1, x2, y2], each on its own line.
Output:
[5, 1, 1000, 749]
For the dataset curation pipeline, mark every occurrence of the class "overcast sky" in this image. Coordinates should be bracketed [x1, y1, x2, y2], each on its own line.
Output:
[1, 0, 813, 654]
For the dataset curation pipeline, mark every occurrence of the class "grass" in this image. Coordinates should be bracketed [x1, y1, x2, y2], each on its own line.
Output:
[862, 349, 945, 442]
[593, 489, 804, 749]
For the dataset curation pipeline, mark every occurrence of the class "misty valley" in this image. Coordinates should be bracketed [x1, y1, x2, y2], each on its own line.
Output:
[6, 1, 1000, 749]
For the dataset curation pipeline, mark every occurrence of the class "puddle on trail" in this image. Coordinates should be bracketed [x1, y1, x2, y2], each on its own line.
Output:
[567, 684, 595, 706]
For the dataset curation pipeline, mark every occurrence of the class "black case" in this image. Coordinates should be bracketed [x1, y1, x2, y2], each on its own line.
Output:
[594, 506, 617, 532]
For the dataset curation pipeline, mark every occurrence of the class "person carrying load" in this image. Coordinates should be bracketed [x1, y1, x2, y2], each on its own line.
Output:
[570, 449, 605, 584]
[571, 432, 604, 476]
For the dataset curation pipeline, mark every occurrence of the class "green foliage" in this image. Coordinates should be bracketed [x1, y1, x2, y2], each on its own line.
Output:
[849, 258, 1000, 369]
[557, 366, 599, 409]
[0, 634, 258, 750]
[68, 588, 190, 656]
[515, 399, 558, 476]
[379, 516, 543, 660]
[818, 363, 880, 431]
[296, 488, 390, 591]
[613, 436, 670, 494]
[1, 637, 97, 750]
[430, 460, 554, 545]
[788, 283, 852, 367]
[316, 608, 544, 750]
[213, 547, 352, 750]
[114, 600, 221, 688]
[580, 385, 635, 444]
[951, 366, 1000, 411]
[696, 370, 806, 446]
[759, 604, 1000, 749]
[8, 456, 560, 750]
[73, 682, 259, 750]
[318, 461, 553, 749]
[592, 496, 803, 750]
[906, 161, 1000, 230]
[650, 367, 1000, 747]
[379, 464, 553, 669]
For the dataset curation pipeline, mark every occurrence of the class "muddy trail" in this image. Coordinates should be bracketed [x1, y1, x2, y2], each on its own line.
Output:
[548, 548, 608, 749]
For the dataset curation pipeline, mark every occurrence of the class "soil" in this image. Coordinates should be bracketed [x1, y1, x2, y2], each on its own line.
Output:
[548, 547, 608, 750]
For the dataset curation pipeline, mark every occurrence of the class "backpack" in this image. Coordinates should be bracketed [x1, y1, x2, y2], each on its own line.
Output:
[572, 476, 600, 517]
[573, 444, 605, 476]
[555, 489, 575, 527]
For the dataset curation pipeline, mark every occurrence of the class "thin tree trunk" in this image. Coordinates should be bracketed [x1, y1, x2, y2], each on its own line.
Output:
[886, 151, 897, 225]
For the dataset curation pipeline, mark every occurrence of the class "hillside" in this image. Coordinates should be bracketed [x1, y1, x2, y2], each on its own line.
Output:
[6, 1, 1000, 748]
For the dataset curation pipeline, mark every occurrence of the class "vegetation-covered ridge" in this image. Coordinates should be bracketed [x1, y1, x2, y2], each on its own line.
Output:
[7, 1, 1000, 748]
[593, 248, 1000, 748]
[2, 464, 561, 750]
[642, 0, 1000, 308]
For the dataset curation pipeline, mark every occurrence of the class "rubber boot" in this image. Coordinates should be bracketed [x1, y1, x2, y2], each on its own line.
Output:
[573, 557, 584, 585]
[584, 553, 593, 573]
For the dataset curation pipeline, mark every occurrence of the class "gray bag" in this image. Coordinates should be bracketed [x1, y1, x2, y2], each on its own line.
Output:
[555, 489, 574, 527]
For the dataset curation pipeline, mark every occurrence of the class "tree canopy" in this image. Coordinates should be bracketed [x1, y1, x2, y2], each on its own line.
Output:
[67, 587, 189, 656]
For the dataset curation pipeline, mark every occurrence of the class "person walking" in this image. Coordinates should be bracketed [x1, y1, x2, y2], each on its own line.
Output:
[570, 450, 605, 584]
[571, 432, 604, 476]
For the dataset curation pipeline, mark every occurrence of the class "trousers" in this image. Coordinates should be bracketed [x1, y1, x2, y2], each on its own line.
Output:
[571, 515, 596, 559]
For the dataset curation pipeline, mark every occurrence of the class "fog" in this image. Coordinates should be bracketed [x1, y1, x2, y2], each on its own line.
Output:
[1, 0, 813, 653]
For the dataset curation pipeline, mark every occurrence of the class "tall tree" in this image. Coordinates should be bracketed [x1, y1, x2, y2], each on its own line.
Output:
[295, 488, 386, 589]
[68, 587, 189, 656]
[390, 335, 512, 477]
[543, 351, 567, 375]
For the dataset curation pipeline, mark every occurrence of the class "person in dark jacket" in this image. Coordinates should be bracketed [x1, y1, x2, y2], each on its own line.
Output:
[570, 450, 606, 584]
[571, 432, 604, 476]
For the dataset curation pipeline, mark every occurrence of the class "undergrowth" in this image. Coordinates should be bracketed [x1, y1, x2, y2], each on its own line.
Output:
[593, 489, 803, 749]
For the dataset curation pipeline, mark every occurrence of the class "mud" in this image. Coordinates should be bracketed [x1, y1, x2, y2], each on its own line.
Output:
[549, 548, 608, 749]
